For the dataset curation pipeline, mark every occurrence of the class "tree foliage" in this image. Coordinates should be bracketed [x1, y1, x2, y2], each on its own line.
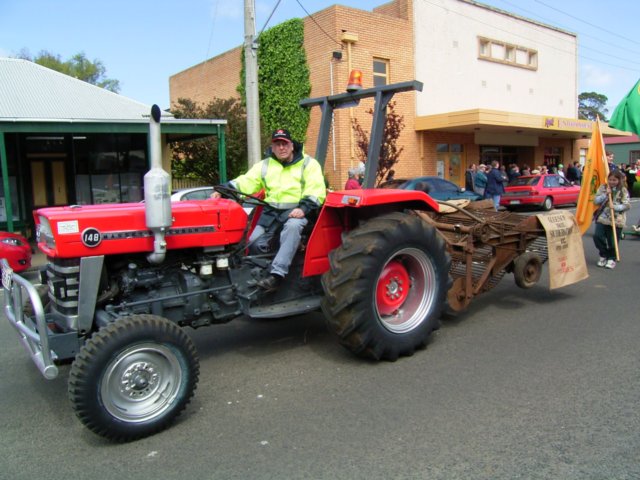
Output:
[578, 91, 609, 121]
[352, 101, 406, 186]
[239, 18, 311, 143]
[17, 49, 120, 93]
[170, 97, 247, 185]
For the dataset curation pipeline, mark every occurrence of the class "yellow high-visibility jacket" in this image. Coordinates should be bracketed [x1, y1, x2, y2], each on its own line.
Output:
[231, 151, 326, 219]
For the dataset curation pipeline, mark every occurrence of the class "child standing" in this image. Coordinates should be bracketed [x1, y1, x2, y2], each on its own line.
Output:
[593, 170, 630, 269]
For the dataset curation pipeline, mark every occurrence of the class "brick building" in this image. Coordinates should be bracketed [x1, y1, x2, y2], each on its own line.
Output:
[170, 0, 622, 190]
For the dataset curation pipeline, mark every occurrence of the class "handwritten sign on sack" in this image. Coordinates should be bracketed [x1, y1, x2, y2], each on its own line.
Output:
[536, 211, 589, 289]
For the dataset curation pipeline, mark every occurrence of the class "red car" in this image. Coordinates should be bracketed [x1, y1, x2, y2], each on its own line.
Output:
[500, 174, 580, 211]
[0, 231, 32, 272]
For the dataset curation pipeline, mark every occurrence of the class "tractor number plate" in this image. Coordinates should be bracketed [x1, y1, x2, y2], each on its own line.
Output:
[2, 265, 13, 290]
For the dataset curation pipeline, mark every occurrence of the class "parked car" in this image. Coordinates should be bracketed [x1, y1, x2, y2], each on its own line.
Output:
[500, 174, 580, 211]
[0, 231, 32, 272]
[171, 186, 214, 201]
[172, 186, 257, 214]
[381, 176, 482, 202]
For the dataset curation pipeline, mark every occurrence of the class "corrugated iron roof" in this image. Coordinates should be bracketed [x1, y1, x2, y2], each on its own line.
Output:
[0, 57, 170, 121]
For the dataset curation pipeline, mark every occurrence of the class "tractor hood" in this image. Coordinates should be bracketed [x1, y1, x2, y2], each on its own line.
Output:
[34, 199, 248, 258]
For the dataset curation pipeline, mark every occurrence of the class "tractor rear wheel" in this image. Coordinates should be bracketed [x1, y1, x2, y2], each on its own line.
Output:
[68, 314, 199, 442]
[321, 212, 451, 361]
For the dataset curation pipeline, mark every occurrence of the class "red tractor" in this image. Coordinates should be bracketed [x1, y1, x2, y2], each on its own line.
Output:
[3, 80, 453, 441]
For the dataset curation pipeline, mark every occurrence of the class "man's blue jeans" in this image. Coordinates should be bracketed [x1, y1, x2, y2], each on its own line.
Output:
[249, 217, 308, 277]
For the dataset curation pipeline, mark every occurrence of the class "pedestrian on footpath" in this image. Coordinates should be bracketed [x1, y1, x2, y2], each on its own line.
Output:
[344, 168, 361, 190]
[593, 170, 630, 269]
[485, 160, 507, 211]
[474, 164, 487, 197]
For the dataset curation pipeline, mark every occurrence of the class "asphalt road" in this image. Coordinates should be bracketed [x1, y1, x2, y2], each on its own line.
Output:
[1, 203, 639, 480]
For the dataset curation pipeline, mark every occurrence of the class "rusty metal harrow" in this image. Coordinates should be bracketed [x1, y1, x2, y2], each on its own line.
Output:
[416, 200, 548, 312]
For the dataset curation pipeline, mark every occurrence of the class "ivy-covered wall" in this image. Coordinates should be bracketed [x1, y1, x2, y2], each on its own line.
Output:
[239, 18, 311, 144]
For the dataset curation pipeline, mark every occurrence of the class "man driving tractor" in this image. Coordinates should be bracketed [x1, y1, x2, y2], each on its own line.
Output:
[212, 128, 326, 291]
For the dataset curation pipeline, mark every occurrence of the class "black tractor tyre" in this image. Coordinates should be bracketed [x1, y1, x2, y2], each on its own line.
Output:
[541, 196, 553, 211]
[321, 212, 451, 361]
[68, 315, 199, 442]
[513, 252, 543, 289]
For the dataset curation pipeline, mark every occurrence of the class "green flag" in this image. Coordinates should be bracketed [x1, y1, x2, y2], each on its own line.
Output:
[608, 78, 640, 135]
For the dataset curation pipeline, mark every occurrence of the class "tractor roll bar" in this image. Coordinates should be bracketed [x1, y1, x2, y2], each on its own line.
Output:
[300, 80, 423, 189]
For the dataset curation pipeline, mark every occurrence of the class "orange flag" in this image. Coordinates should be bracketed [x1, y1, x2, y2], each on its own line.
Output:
[575, 118, 609, 235]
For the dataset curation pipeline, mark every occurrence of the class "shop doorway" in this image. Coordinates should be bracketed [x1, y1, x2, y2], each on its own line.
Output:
[30, 158, 68, 208]
[25, 136, 69, 209]
[436, 143, 465, 186]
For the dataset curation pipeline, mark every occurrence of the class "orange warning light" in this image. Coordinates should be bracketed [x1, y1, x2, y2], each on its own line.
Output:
[346, 70, 363, 92]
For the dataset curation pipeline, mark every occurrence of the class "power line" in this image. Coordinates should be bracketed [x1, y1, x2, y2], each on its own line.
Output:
[496, 0, 640, 57]
[257, 0, 283, 40]
[195, 0, 221, 104]
[295, 0, 343, 49]
[534, 0, 640, 46]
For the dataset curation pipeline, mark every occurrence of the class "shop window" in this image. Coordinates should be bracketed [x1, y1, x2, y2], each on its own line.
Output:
[0, 135, 22, 224]
[480, 146, 517, 166]
[544, 146, 563, 169]
[579, 147, 587, 167]
[436, 144, 465, 185]
[73, 134, 146, 205]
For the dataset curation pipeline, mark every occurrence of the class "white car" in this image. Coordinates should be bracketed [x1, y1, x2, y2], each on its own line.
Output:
[172, 186, 255, 214]
[171, 187, 214, 201]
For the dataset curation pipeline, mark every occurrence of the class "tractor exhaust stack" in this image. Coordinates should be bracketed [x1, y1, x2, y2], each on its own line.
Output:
[144, 104, 172, 264]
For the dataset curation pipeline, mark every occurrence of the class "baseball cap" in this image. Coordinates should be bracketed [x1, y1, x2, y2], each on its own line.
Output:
[271, 128, 293, 144]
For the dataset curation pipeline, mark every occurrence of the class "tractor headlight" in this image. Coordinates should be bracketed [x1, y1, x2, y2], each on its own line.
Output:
[36, 217, 55, 248]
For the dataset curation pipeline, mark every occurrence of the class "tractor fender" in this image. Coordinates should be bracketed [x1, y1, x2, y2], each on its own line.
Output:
[302, 189, 439, 277]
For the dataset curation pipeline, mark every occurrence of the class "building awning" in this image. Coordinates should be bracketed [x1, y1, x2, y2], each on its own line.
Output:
[415, 109, 630, 144]
[0, 118, 227, 141]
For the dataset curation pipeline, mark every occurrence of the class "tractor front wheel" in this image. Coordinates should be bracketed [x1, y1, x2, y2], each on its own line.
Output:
[68, 315, 199, 442]
[321, 212, 451, 361]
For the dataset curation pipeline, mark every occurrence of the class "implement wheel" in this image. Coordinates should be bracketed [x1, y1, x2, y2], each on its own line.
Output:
[513, 252, 542, 289]
[321, 212, 451, 361]
[68, 315, 199, 442]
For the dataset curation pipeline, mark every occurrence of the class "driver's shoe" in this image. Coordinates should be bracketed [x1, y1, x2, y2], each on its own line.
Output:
[256, 274, 283, 292]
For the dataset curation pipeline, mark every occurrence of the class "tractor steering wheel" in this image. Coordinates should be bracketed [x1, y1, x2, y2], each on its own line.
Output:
[213, 185, 271, 208]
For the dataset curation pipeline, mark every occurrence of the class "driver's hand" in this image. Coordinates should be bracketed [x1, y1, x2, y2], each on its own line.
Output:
[211, 191, 222, 199]
[289, 208, 305, 219]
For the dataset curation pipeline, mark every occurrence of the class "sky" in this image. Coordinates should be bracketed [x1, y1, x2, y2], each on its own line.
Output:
[1, 0, 639, 115]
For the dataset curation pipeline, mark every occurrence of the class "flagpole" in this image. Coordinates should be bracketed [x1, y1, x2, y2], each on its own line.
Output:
[597, 116, 620, 261]
[607, 188, 620, 261]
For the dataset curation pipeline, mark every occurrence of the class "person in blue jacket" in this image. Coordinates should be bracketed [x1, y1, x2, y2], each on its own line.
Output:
[484, 160, 507, 211]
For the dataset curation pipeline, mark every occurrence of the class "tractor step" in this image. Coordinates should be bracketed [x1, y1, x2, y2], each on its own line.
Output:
[248, 296, 322, 319]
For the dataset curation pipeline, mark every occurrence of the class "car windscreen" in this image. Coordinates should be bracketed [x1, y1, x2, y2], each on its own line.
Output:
[380, 180, 407, 189]
[428, 178, 458, 193]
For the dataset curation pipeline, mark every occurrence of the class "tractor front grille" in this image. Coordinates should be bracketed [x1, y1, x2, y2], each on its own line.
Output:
[47, 258, 80, 317]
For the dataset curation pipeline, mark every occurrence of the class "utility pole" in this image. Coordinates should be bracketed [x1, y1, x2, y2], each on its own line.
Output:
[244, 0, 261, 166]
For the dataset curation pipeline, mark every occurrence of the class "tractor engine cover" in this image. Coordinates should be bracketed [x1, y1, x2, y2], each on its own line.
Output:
[33, 199, 248, 258]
